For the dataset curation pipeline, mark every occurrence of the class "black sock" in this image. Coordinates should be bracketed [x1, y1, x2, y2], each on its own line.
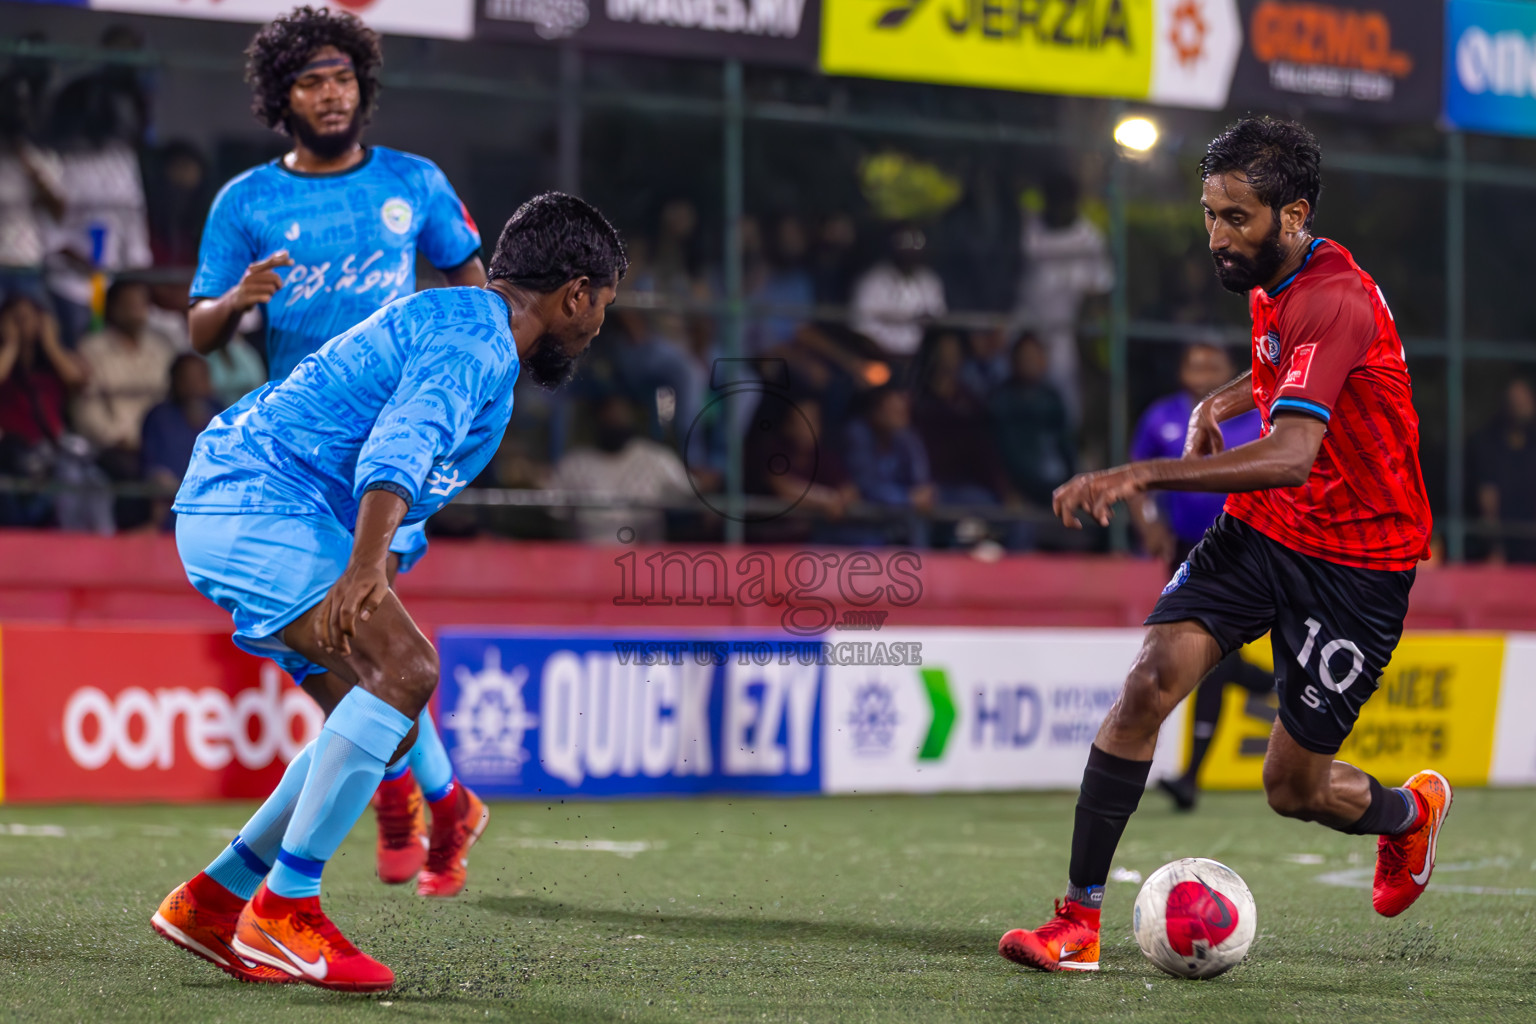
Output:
[1341, 776, 1422, 836]
[1182, 672, 1229, 783]
[1068, 745, 1153, 900]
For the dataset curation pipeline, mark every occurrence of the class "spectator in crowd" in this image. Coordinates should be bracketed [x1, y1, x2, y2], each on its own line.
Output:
[961, 324, 1012, 397]
[609, 307, 705, 448]
[1471, 377, 1536, 563]
[810, 212, 858, 305]
[851, 223, 947, 363]
[749, 214, 816, 354]
[204, 328, 267, 409]
[0, 72, 65, 306]
[145, 139, 210, 268]
[140, 353, 219, 530]
[72, 280, 175, 519]
[1128, 343, 1262, 564]
[1013, 171, 1113, 425]
[0, 290, 97, 525]
[912, 329, 1008, 508]
[549, 393, 694, 543]
[745, 393, 861, 545]
[45, 58, 153, 347]
[988, 332, 1075, 509]
[846, 385, 934, 547]
[652, 198, 704, 300]
[51, 24, 153, 148]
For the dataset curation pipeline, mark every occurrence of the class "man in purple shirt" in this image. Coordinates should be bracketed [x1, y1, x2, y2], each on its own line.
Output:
[1129, 342, 1274, 811]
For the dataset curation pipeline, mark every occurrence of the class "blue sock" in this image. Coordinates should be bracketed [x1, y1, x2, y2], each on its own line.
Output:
[205, 741, 315, 900]
[267, 689, 413, 899]
[382, 754, 410, 782]
[408, 709, 455, 803]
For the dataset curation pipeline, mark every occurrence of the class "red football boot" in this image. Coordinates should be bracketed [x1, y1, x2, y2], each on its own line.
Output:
[231, 882, 394, 993]
[151, 872, 293, 984]
[416, 783, 490, 898]
[999, 899, 1102, 972]
[1373, 769, 1453, 918]
[374, 770, 428, 884]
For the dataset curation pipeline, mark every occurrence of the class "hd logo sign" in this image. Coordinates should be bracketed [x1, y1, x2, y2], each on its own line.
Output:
[821, 0, 1241, 108]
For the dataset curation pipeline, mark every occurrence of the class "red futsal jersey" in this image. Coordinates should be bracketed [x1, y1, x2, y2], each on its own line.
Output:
[1223, 239, 1431, 571]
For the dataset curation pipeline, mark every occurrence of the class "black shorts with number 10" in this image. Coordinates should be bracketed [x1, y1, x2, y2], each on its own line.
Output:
[1145, 513, 1414, 756]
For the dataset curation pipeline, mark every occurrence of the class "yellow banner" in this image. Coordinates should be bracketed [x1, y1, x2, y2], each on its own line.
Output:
[821, 0, 1154, 98]
[1197, 634, 1506, 790]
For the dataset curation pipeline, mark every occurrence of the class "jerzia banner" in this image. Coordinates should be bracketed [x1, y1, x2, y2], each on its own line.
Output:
[1230, 0, 1443, 122]
[475, 0, 822, 66]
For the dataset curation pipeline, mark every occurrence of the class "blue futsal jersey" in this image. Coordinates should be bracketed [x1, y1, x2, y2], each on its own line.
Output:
[191, 147, 481, 382]
[173, 287, 518, 529]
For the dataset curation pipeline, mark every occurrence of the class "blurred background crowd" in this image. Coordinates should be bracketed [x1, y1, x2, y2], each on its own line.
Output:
[2, 8, 1534, 562]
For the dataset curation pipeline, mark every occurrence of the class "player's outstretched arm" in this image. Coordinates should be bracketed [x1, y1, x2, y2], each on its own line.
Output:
[1184, 370, 1255, 458]
[1053, 413, 1326, 528]
[189, 250, 294, 354]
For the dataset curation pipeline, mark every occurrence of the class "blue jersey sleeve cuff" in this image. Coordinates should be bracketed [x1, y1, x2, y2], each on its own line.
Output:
[362, 479, 416, 509]
[1271, 397, 1331, 423]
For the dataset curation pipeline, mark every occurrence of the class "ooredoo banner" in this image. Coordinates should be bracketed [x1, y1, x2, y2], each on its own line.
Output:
[1445, 0, 1536, 138]
[1230, 0, 1442, 122]
[0, 624, 322, 802]
[86, 0, 476, 40]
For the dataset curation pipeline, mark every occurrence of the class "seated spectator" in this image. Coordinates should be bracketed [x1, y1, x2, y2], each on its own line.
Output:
[851, 223, 947, 364]
[845, 385, 934, 547]
[745, 394, 862, 545]
[1471, 378, 1536, 563]
[72, 278, 175, 526]
[988, 332, 1075, 508]
[0, 292, 88, 526]
[549, 394, 694, 543]
[912, 329, 1008, 507]
[141, 353, 219, 530]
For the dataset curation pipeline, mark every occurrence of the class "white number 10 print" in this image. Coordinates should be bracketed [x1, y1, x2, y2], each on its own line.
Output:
[1297, 617, 1364, 694]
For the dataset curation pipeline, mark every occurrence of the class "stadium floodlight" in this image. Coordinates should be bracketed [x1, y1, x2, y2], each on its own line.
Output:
[1114, 116, 1159, 154]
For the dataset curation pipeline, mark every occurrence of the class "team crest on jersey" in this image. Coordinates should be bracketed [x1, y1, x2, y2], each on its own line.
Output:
[1263, 329, 1281, 365]
[381, 197, 413, 235]
[1162, 561, 1191, 596]
[285, 222, 300, 241]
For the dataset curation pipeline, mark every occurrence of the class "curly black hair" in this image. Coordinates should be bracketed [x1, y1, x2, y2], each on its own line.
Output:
[243, 6, 382, 135]
[1200, 117, 1322, 230]
[488, 193, 628, 294]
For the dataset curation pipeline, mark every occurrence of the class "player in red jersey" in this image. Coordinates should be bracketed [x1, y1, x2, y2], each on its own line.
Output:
[997, 117, 1451, 973]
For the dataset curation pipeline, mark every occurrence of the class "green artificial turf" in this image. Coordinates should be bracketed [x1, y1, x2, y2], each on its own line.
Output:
[2, 789, 1533, 1022]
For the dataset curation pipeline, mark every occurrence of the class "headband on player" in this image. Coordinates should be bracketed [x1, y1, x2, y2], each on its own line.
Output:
[294, 54, 354, 80]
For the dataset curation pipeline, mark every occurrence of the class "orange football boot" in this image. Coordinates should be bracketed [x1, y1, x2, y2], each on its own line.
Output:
[999, 899, 1102, 972]
[1374, 769, 1453, 918]
[374, 771, 428, 884]
[231, 882, 394, 992]
[151, 873, 293, 984]
[416, 784, 489, 898]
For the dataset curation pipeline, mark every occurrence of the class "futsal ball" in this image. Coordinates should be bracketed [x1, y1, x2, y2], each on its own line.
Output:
[1132, 858, 1256, 979]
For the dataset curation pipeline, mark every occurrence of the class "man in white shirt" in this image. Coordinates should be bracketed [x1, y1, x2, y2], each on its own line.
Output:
[550, 394, 694, 543]
[1014, 173, 1113, 426]
[851, 224, 947, 359]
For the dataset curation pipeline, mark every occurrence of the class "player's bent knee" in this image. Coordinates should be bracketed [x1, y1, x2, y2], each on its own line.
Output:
[1114, 664, 1180, 733]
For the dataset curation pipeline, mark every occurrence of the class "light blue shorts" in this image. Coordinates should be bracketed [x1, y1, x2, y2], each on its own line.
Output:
[176, 511, 349, 682]
[391, 520, 428, 573]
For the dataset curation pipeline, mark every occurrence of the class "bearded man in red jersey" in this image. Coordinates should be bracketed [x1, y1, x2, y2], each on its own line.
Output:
[998, 117, 1449, 973]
